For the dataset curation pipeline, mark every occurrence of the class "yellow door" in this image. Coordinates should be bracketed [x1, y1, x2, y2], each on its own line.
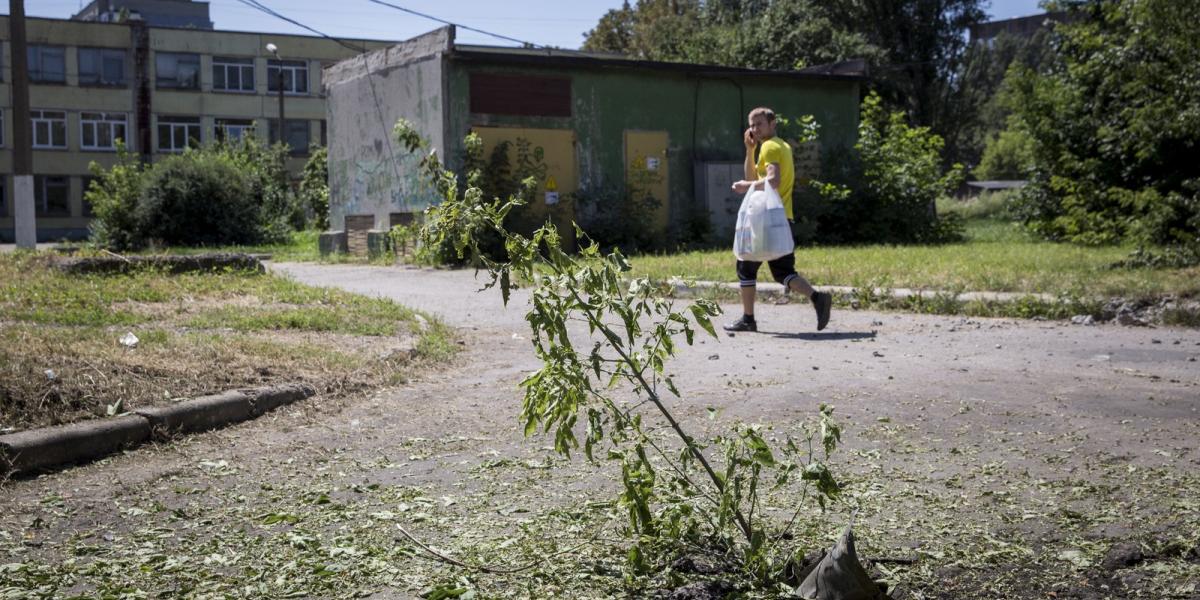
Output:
[624, 130, 670, 232]
[471, 126, 576, 250]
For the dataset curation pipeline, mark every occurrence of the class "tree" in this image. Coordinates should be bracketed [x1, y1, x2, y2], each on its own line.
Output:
[726, 1, 882, 70]
[828, 0, 986, 157]
[1008, 0, 1200, 254]
[581, 0, 879, 69]
[580, 1, 634, 53]
[951, 29, 1056, 171]
[580, 0, 987, 163]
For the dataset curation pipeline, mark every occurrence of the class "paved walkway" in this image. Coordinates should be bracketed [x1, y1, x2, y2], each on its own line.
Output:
[0, 262, 1197, 598]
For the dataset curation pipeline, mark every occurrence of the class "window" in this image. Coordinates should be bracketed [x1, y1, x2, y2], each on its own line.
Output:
[215, 118, 255, 142]
[34, 176, 70, 217]
[81, 112, 128, 151]
[28, 46, 66, 83]
[32, 110, 68, 149]
[269, 119, 310, 155]
[1, 108, 4, 147]
[155, 52, 200, 89]
[469, 73, 571, 117]
[267, 60, 308, 94]
[0, 177, 6, 217]
[78, 47, 127, 86]
[157, 116, 201, 151]
[320, 120, 327, 147]
[212, 56, 255, 92]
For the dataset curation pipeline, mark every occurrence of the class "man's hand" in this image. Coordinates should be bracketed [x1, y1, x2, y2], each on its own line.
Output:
[731, 180, 754, 194]
[743, 128, 757, 152]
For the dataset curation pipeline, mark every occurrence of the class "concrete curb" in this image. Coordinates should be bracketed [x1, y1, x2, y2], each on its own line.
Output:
[0, 415, 151, 476]
[0, 383, 315, 476]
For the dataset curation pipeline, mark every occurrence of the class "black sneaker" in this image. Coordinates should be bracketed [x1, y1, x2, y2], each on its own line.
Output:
[813, 292, 832, 331]
[723, 316, 757, 332]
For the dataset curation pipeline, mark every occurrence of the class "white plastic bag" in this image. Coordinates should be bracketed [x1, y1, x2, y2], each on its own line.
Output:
[733, 179, 794, 261]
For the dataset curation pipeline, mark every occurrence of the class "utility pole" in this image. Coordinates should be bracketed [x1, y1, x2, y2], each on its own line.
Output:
[9, 0, 36, 248]
[266, 43, 289, 192]
[266, 43, 285, 145]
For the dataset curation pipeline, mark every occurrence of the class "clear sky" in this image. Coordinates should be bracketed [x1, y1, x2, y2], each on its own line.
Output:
[18, 0, 1048, 50]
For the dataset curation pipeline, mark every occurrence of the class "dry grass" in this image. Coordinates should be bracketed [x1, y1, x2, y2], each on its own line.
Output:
[0, 252, 455, 432]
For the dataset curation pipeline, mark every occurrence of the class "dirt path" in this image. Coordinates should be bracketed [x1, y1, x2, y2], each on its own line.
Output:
[2, 263, 1198, 599]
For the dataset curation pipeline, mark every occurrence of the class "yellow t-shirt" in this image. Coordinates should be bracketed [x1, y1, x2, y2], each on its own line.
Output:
[756, 137, 795, 220]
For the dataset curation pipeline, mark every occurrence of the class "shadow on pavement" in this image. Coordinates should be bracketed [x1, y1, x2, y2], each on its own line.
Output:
[765, 331, 877, 341]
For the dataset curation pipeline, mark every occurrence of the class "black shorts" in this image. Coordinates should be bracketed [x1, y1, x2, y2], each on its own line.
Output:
[737, 252, 798, 287]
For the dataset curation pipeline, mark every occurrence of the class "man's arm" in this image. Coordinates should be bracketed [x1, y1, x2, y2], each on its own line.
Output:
[732, 163, 780, 194]
[743, 127, 757, 181]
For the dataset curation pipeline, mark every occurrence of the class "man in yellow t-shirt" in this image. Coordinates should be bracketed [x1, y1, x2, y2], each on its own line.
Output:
[725, 107, 832, 332]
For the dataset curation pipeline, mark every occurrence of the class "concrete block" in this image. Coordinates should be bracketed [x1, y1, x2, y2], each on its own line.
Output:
[135, 390, 253, 436]
[367, 230, 391, 258]
[0, 414, 151, 474]
[247, 383, 317, 415]
[319, 230, 348, 255]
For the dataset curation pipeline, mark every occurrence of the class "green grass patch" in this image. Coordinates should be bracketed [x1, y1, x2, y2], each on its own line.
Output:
[936, 189, 1018, 221]
[185, 304, 411, 336]
[629, 221, 1199, 300]
[129, 229, 404, 265]
[150, 229, 324, 261]
[0, 252, 455, 432]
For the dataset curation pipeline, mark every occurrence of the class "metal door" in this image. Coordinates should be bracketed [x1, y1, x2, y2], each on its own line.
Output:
[472, 126, 576, 249]
[624, 130, 670, 231]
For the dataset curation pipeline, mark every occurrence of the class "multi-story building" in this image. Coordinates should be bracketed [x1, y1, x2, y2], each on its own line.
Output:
[0, 2, 390, 241]
[968, 12, 1072, 47]
[72, 0, 215, 29]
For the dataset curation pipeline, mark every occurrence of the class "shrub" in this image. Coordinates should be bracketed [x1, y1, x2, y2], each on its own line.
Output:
[299, 146, 330, 230]
[410, 115, 848, 588]
[937, 188, 1019, 221]
[416, 131, 552, 265]
[87, 138, 299, 250]
[136, 152, 262, 247]
[816, 92, 964, 244]
[572, 170, 662, 254]
[216, 139, 304, 237]
[86, 142, 147, 250]
[974, 117, 1035, 181]
[1006, 0, 1200, 252]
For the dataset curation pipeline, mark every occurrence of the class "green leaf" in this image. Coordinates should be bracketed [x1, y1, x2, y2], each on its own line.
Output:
[689, 304, 718, 339]
[665, 376, 680, 398]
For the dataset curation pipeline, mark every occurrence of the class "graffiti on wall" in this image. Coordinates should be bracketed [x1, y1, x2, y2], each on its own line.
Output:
[329, 146, 440, 228]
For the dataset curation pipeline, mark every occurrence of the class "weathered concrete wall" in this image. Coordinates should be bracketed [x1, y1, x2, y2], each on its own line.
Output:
[443, 61, 860, 240]
[324, 28, 452, 231]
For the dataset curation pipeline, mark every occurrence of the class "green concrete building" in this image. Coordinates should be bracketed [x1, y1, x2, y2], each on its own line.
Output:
[324, 26, 865, 250]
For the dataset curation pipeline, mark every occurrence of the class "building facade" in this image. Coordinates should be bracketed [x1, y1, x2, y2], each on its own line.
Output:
[324, 27, 865, 249]
[969, 12, 1071, 47]
[0, 14, 390, 242]
[72, 0, 215, 29]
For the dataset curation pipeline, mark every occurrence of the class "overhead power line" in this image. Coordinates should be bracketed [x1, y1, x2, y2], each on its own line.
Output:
[362, 0, 542, 48]
[233, 0, 366, 52]
[231, 0, 402, 195]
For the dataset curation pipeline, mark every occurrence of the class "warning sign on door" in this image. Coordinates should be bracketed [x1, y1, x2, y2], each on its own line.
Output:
[544, 175, 559, 205]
